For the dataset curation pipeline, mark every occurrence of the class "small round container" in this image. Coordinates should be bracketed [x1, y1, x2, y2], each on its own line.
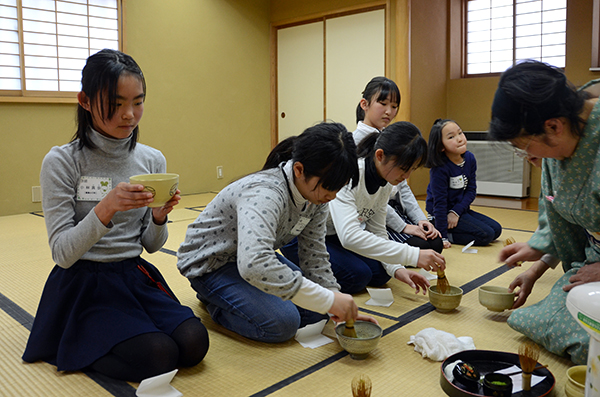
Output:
[482, 373, 513, 397]
[565, 365, 586, 397]
[452, 361, 480, 392]
[479, 286, 515, 312]
[429, 285, 463, 312]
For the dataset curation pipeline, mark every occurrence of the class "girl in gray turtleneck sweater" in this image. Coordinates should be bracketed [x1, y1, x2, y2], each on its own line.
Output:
[22, 50, 208, 382]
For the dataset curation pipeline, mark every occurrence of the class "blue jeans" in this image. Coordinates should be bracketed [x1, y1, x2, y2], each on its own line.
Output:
[190, 253, 327, 343]
[447, 209, 502, 246]
[280, 235, 391, 294]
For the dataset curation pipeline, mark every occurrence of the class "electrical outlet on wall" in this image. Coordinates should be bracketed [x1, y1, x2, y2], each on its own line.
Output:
[32, 186, 42, 202]
[217, 166, 223, 179]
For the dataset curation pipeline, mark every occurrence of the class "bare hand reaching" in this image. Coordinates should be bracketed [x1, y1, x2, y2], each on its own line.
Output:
[416, 249, 446, 272]
[499, 242, 542, 268]
[394, 268, 430, 294]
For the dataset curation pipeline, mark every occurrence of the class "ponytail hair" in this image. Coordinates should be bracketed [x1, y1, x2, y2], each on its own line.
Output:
[356, 103, 365, 124]
[265, 122, 359, 190]
[357, 121, 426, 171]
[263, 136, 295, 170]
[426, 118, 453, 168]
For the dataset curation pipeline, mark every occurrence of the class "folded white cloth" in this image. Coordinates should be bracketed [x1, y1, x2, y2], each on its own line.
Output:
[407, 327, 475, 361]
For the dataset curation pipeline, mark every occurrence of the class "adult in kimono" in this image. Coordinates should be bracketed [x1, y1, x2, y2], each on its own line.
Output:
[489, 60, 600, 365]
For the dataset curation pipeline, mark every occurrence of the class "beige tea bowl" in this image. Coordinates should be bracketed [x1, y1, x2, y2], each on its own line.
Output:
[429, 285, 463, 312]
[129, 173, 179, 208]
[479, 285, 515, 312]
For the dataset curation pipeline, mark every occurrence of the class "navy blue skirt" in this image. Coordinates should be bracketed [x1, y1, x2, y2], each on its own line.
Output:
[22, 257, 197, 371]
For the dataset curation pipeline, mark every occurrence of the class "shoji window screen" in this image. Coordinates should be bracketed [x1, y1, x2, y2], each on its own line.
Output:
[0, 0, 120, 97]
[466, 0, 566, 75]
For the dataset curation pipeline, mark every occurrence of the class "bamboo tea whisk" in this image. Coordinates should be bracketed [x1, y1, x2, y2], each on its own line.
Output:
[436, 265, 450, 294]
[351, 374, 372, 397]
[343, 318, 358, 338]
[518, 340, 540, 391]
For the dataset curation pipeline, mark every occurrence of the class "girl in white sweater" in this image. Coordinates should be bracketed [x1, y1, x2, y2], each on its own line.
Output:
[354, 77, 443, 252]
[326, 122, 446, 294]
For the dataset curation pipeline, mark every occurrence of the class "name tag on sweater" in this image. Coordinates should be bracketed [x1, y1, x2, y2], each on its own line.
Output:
[77, 176, 111, 201]
[449, 175, 465, 189]
[290, 216, 311, 236]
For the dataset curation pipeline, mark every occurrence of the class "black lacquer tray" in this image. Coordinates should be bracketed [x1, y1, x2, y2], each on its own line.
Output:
[440, 350, 555, 397]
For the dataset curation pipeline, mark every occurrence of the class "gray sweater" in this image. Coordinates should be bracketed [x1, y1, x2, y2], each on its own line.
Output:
[40, 128, 168, 269]
[177, 161, 339, 304]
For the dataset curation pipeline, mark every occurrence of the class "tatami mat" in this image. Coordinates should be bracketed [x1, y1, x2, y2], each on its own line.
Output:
[0, 193, 574, 396]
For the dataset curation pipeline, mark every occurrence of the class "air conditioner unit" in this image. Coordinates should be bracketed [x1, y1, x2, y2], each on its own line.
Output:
[465, 132, 531, 198]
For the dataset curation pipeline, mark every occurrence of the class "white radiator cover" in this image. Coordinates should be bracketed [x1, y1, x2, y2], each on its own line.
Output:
[467, 140, 531, 198]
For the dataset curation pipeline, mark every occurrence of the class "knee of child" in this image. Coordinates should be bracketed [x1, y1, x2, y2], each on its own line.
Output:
[263, 315, 301, 343]
[173, 318, 210, 367]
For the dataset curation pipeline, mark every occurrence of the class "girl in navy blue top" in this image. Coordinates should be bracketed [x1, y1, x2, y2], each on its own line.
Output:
[425, 119, 502, 248]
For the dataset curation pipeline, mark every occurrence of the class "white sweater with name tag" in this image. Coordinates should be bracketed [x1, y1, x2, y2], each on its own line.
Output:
[327, 158, 420, 276]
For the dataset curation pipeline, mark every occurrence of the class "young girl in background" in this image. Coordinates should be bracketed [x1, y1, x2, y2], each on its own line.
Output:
[425, 119, 502, 248]
[22, 49, 209, 382]
[177, 122, 376, 343]
[325, 122, 445, 294]
[355, 77, 443, 253]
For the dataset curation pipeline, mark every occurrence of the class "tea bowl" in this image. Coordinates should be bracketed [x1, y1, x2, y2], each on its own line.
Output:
[479, 285, 515, 312]
[335, 320, 382, 360]
[129, 173, 179, 208]
[429, 285, 463, 312]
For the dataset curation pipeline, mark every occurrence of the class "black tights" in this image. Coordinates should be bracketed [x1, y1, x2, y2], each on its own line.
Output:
[405, 235, 444, 254]
[90, 318, 209, 382]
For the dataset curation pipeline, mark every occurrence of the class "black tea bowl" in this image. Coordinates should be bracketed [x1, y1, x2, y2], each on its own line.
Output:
[482, 373, 513, 397]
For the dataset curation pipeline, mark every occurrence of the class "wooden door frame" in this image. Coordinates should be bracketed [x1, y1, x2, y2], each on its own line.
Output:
[270, 1, 391, 148]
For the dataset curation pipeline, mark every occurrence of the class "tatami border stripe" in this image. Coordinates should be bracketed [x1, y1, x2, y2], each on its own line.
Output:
[82, 371, 137, 397]
[248, 351, 350, 397]
[159, 247, 178, 256]
[16, 212, 523, 396]
[0, 292, 137, 396]
[249, 264, 513, 395]
[0, 292, 34, 330]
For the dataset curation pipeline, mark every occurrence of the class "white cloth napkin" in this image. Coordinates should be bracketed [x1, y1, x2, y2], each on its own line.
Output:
[407, 327, 476, 361]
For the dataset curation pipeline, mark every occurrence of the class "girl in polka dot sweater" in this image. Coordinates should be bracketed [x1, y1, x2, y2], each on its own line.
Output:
[177, 122, 377, 343]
